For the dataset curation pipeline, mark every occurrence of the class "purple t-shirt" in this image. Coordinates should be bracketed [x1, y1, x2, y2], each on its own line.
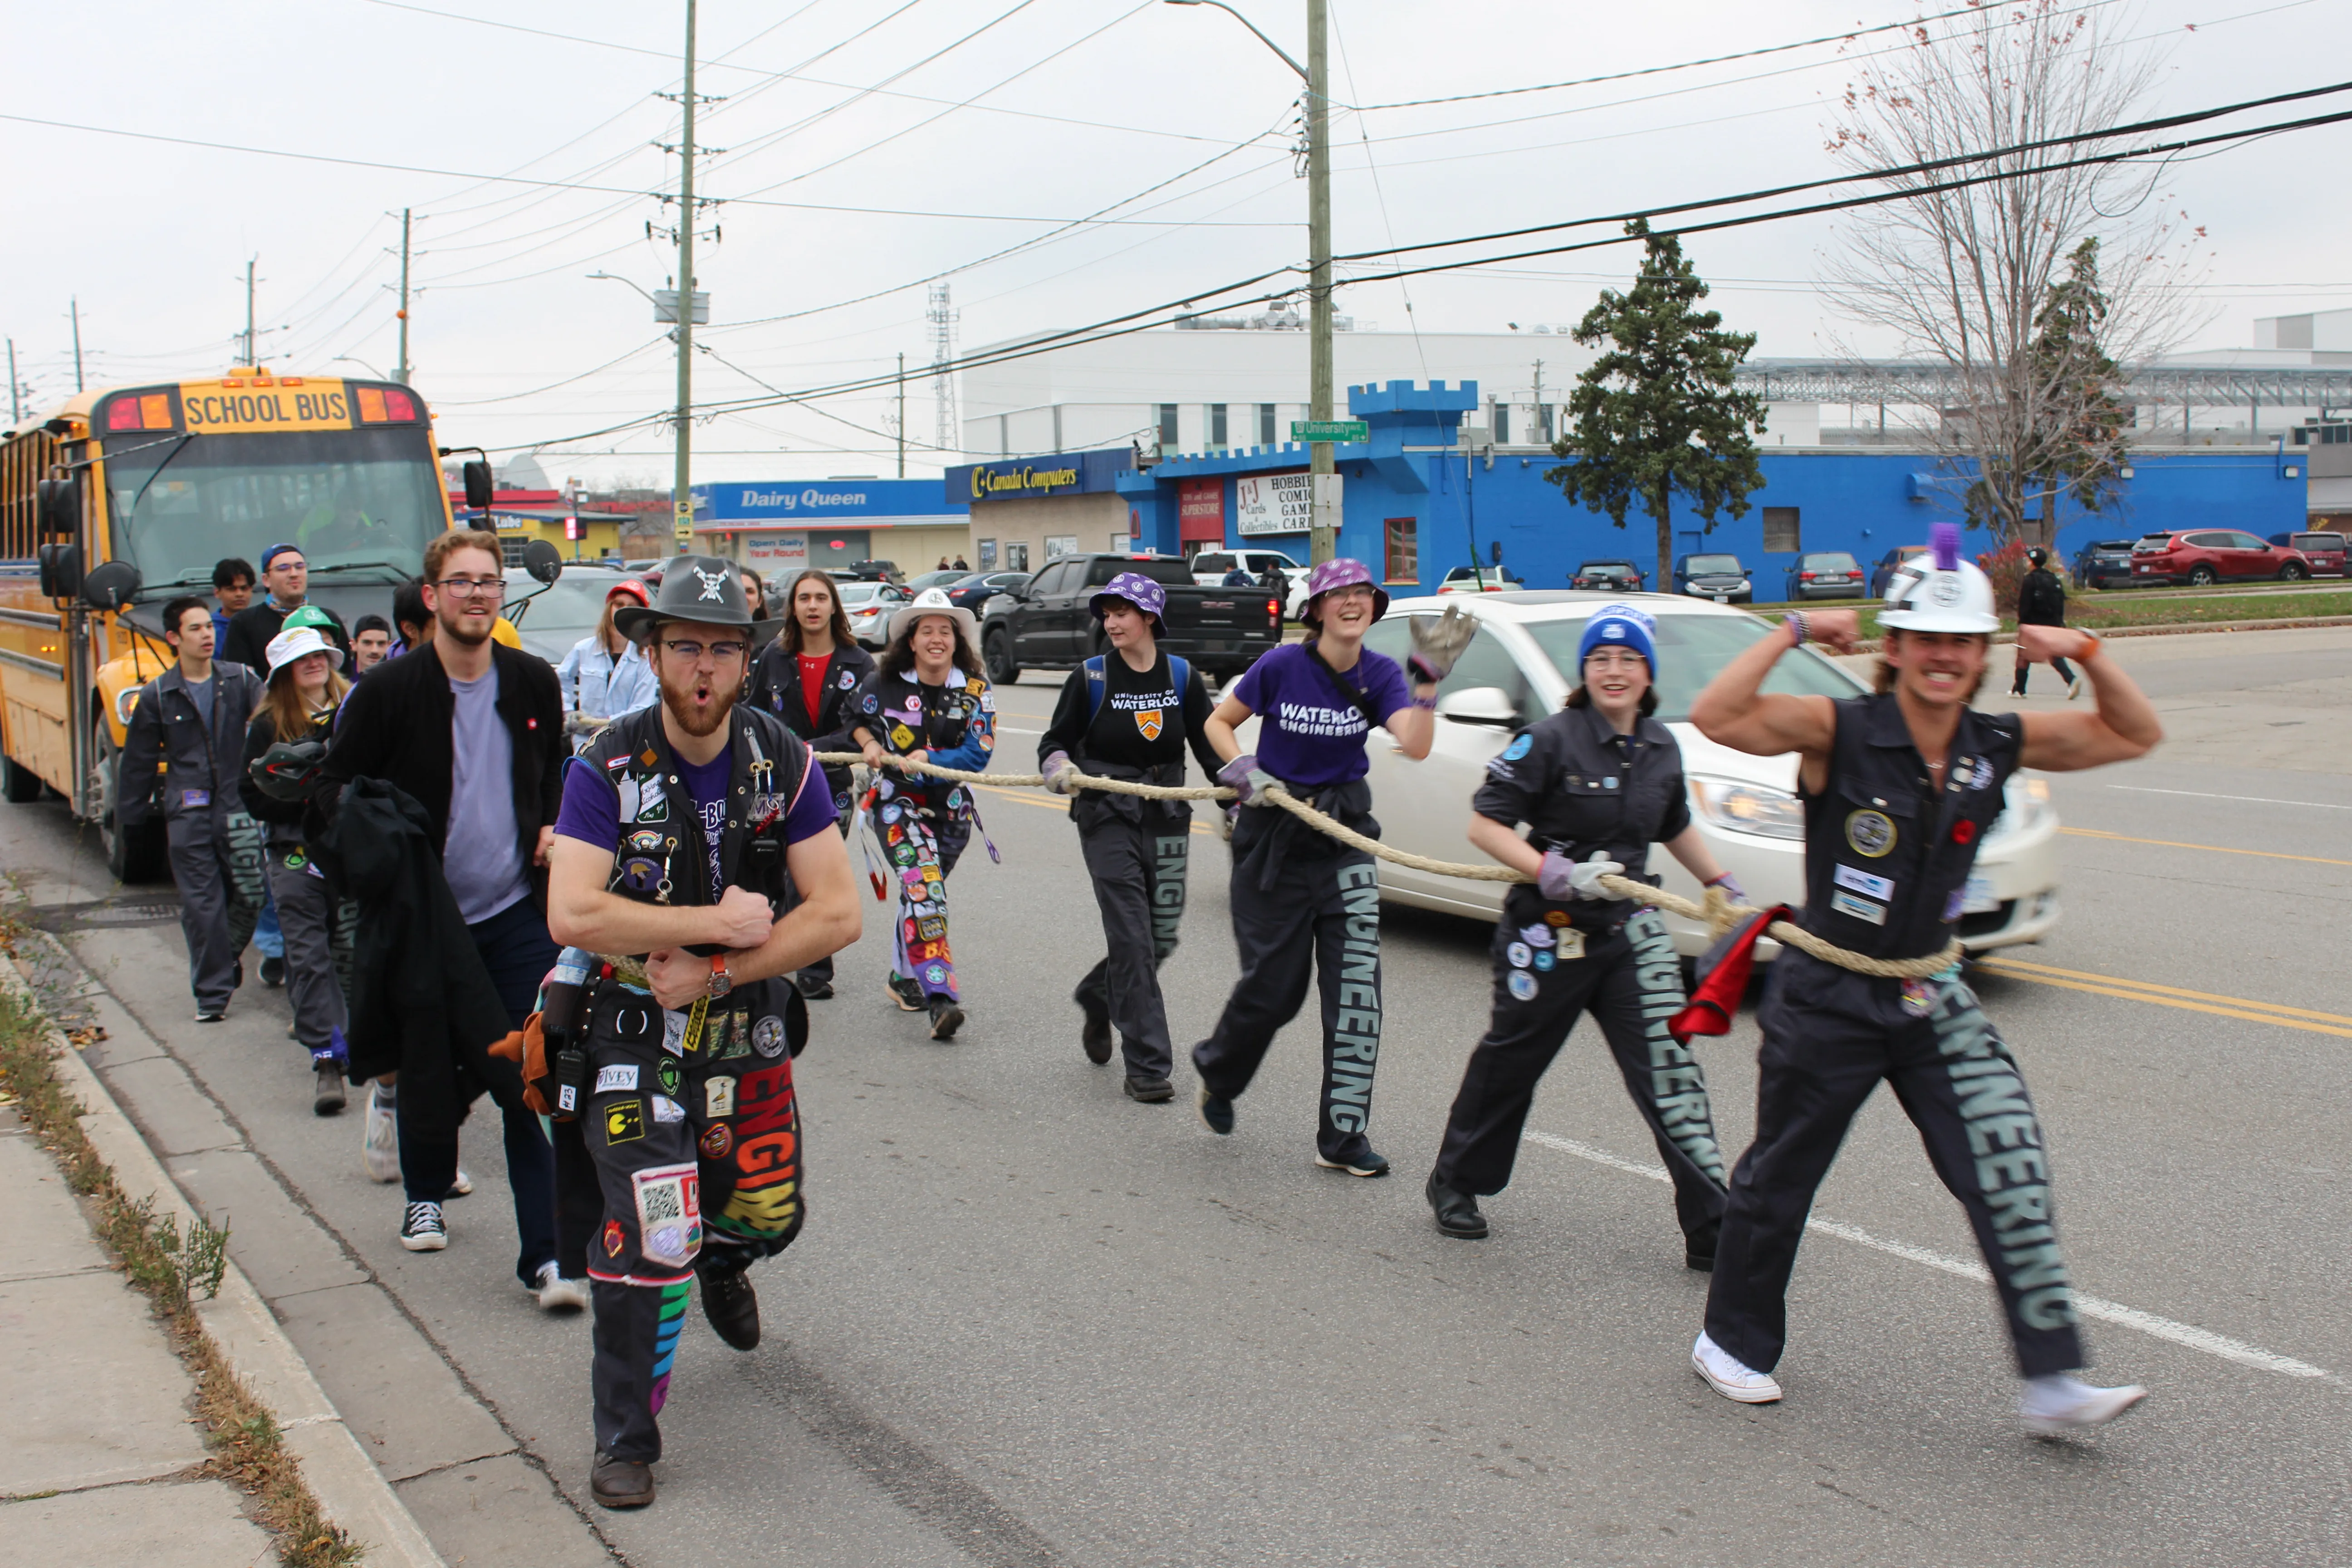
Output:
[1230, 640, 1412, 788]
[554, 741, 835, 898]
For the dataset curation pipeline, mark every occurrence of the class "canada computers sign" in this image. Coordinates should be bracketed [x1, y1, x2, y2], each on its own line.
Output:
[944, 448, 1130, 505]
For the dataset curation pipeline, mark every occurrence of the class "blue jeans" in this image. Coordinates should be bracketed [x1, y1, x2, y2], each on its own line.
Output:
[254, 877, 284, 960]
[397, 896, 559, 1286]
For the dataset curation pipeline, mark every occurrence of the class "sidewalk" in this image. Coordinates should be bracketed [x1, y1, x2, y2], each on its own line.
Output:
[0, 1085, 278, 1564]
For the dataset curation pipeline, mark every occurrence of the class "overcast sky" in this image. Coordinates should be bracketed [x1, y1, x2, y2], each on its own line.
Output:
[6, 0, 2347, 486]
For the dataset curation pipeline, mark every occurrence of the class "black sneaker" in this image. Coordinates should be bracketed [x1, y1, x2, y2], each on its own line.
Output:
[195, 1007, 226, 1024]
[591, 1450, 656, 1509]
[699, 1267, 760, 1351]
[1425, 1171, 1489, 1238]
[1315, 1144, 1392, 1178]
[1123, 1075, 1173, 1103]
[794, 972, 834, 1000]
[312, 1060, 347, 1117]
[928, 997, 965, 1041]
[1196, 1084, 1235, 1136]
[1080, 1009, 1113, 1066]
[887, 974, 925, 1012]
[260, 955, 285, 988]
[399, 1200, 447, 1252]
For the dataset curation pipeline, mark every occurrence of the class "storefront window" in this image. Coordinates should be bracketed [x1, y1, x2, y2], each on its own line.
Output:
[1005, 541, 1029, 571]
[977, 538, 998, 569]
[1044, 534, 1078, 560]
[1384, 517, 1418, 583]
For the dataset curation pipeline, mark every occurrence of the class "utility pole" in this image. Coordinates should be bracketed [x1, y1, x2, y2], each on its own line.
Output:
[71, 298, 85, 391]
[395, 209, 413, 384]
[896, 351, 906, 478]
[1531, 359, 1545, 443]
[240, 260, 258, 368]
[6, 338, 19, 425]
[1305, 0, 1335, 564]
[672, 0, 698, 554]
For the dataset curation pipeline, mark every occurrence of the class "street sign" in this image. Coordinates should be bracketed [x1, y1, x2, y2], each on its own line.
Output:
[1290, 419, 1367, 443]
[674, 499, 695, 544]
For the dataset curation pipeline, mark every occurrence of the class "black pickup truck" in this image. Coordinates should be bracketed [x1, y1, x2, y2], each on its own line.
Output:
[978, 553, 1282, 684]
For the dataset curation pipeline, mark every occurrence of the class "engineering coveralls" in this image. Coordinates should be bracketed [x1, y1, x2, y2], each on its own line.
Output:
[1705, 693, 2089, 1378]
[1432, 702, 1729, 1257]
[848, 666, 994, 1005]
[573, 705, 814, 1464]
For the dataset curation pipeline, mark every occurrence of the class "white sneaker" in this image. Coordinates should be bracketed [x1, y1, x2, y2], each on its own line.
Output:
[399, 1200, 448, 1252]
[1691, 1331, 1783, 1403]
[532, 1261, 588, 1312]
[2066, 675, 2085, 700]
[447, 1168, 474, 1198]
[2019, 1373, 2146, 1436]
[361, 1085, 400, 1183]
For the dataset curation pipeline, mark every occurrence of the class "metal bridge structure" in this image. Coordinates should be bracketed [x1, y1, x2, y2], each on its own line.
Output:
[1735, 358, 2352, 419]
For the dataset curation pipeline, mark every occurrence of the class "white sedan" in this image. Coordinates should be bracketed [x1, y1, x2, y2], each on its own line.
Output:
[1357, 592, 2063, 960]
[838, 581, 910, 649]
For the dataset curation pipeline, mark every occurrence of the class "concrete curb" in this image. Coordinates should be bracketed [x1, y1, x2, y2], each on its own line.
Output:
[0, 957, 446, 1568]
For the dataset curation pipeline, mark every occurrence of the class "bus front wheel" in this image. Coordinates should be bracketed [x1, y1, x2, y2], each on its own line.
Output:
[92, 720, 167, 884]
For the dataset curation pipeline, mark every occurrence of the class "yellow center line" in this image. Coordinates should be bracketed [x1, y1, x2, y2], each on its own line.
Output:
[1985, 957, 2352, 1023]
[1979, 958, 2352, 1039]
[2059, 826, 2352, 868]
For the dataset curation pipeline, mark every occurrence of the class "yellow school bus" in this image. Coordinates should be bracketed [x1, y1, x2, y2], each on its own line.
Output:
[0, 369, 459, 880]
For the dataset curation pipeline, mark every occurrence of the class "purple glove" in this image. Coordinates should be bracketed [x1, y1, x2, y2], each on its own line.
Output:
[1537, 850, 1578, 901]
[1705, 872, 1748, 905]
[1218, 752, 1277, 807]
[1042, 750, 1077, 795]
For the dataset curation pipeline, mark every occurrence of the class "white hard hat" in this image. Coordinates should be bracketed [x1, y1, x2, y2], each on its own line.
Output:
[1880, 523, 1999, 634]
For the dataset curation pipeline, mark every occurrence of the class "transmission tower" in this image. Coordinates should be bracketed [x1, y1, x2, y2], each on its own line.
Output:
[927, 282, 959, 456]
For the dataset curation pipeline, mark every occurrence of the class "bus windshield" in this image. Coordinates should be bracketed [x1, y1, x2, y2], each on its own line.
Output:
[102, 426, 444, 591]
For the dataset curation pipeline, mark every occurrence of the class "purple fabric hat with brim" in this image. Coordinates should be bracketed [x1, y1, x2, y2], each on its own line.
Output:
[1300, 556, 1388, 628]
[1090, 570, 1167, 626]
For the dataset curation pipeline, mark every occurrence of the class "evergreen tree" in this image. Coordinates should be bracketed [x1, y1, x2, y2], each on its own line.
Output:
[1546, 220, 1768, 586]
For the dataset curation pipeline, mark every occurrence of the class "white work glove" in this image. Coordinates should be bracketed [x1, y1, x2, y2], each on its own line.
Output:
[1041, 750, 1078, 795]
[1218, 752, 1277, 807]
[1539, 848, 1627, 902]
[1407, 603, 1476, 686]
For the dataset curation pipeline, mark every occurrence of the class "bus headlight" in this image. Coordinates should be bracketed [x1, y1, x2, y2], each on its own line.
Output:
[114, 687, 140, 726]
[1690, 776, 1806, 840]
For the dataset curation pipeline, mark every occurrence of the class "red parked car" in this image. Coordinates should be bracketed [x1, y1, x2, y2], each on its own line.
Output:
[2269, 530, 2347, 577]
[2128, 529, 2311, 586]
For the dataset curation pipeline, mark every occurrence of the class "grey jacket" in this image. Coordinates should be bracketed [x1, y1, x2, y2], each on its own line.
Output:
[117, 661, 266, 841]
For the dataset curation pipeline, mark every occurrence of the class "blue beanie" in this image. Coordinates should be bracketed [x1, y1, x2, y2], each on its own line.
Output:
[1576, 602, 1656, 670]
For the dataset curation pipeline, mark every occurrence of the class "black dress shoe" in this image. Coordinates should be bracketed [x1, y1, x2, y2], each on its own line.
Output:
[1080, 1009, 1113, 1065]
[1123, 1074, 1173, 1102]
[1685, 1221, 1720, 1273]
[699, 1267, 760, 1352]
[793, 972, 833, 1000]
[591, 1449, 656, 1509]
[1425, 1171, 1489, 1239]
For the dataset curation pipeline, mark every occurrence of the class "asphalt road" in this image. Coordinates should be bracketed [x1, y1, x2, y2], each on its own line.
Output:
[7, 627, 2347, 1567]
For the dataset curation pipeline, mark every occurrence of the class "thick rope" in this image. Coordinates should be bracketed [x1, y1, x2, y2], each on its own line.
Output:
[793, 749, 1963, 980]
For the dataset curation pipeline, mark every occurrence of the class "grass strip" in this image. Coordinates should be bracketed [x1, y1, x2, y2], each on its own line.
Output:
[0, 971, 363, 1566]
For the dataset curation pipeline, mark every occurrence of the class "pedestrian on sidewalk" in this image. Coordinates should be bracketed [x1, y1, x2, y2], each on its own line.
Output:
[545, 555, 858, 1510]
[315, 530, 571, 1290]
[118, 597, 268, 1022]
[746, 568, 875, 1001]
[557, 580, 659, 743]
[847, 587, 997, 1041]
[1189, 561, 1465, 1177]
[1684, 525, 2161, 1434]
[1035, 572, 1221, 1102]
[222, 543, 350, 671]
[239, 625, 354, 1115]
[2011, 547, 2082, 699]
[349, 614, 393, 674]
[210, 557, 255, 654]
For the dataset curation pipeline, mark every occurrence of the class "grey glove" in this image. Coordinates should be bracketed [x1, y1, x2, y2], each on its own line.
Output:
[1218, 752, 1277, 807]
[1407, 603, 1476, 685]
[1041, 750, 1078, 796]
[1539, 848, 1626, 902]
[1705, 872, 1748, 906]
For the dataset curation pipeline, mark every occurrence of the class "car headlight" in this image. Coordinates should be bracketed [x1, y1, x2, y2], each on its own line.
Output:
[1982, 775, 2052, 844]
[1736, 579, 1750, 592]
[1689, 776, 1807, 840]
[115, 687, 140, 725]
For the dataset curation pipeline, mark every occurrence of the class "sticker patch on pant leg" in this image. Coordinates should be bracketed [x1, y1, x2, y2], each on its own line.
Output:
[632, 1162, 702, 1268]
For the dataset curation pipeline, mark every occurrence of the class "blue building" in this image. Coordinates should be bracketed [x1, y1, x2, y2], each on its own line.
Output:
[691, 477, 970, 574]
[1119, 379, 2307, 595]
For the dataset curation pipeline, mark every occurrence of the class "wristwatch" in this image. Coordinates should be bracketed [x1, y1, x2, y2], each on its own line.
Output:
[1782, 610, 1808, 646]
[708, 954, 733, 1000]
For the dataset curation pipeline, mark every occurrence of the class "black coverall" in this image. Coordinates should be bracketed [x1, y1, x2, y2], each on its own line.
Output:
[1037, 651, 1223, 1082]
[748, 637, 876, 991]
[570, 705, 814, 1463]
[1432, 703, 1729, 1250]
[1705, 694, 2088, 1379]
[2012, 567, 2074, 693]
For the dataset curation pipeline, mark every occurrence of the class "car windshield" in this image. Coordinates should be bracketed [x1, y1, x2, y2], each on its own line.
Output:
[839, 583, 891, 604]
[1685, 555, 1742, 573]
[102, 426, 444, 591]
[1524, 612, 1860, 721]
[1801, 553, 1858, 570]
[502, 571, 621, 662]
[906, 570, 965, 589]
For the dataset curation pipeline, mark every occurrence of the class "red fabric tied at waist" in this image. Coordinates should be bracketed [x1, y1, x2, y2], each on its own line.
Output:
[1669, 905, 1791, 1044]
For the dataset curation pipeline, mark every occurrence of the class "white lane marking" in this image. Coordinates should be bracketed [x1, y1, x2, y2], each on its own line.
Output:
[1521, 1130, 2331, 1381]
[994, 724, 1044, 736]
[2109, 784, 2352, 811]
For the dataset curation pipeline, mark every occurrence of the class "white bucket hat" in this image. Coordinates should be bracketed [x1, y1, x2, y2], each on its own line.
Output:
[887, 587, 980, 656]
[264, 623, 346, 679]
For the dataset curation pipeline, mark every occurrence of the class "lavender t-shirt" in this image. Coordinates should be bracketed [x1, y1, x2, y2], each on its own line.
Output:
[442, 667, 529, 924]
[1230, 640, 1411, 788]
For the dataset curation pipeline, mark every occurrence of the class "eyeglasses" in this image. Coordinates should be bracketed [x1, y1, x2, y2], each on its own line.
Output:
[433, 577, 506, 599]
[660, 639, 749, 663]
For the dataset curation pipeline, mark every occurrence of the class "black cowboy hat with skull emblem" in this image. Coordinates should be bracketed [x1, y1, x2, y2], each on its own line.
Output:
[612, 554, 784, 644]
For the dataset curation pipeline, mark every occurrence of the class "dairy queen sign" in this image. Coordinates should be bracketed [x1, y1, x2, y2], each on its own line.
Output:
[1234, 471, 1312, 538]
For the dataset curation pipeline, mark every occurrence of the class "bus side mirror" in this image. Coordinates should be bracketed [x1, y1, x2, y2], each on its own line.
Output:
[462, 461, 494, 511]
[522, 538, 564, 585]
[37, 543, 82, 601]
[81, 560, 142, 612]
[37, 478, 76, 536]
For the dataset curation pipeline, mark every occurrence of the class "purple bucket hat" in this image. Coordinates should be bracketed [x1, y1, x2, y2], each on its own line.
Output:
[1300, 557, 1389, 628]
[1090, 570, 1167, 626]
